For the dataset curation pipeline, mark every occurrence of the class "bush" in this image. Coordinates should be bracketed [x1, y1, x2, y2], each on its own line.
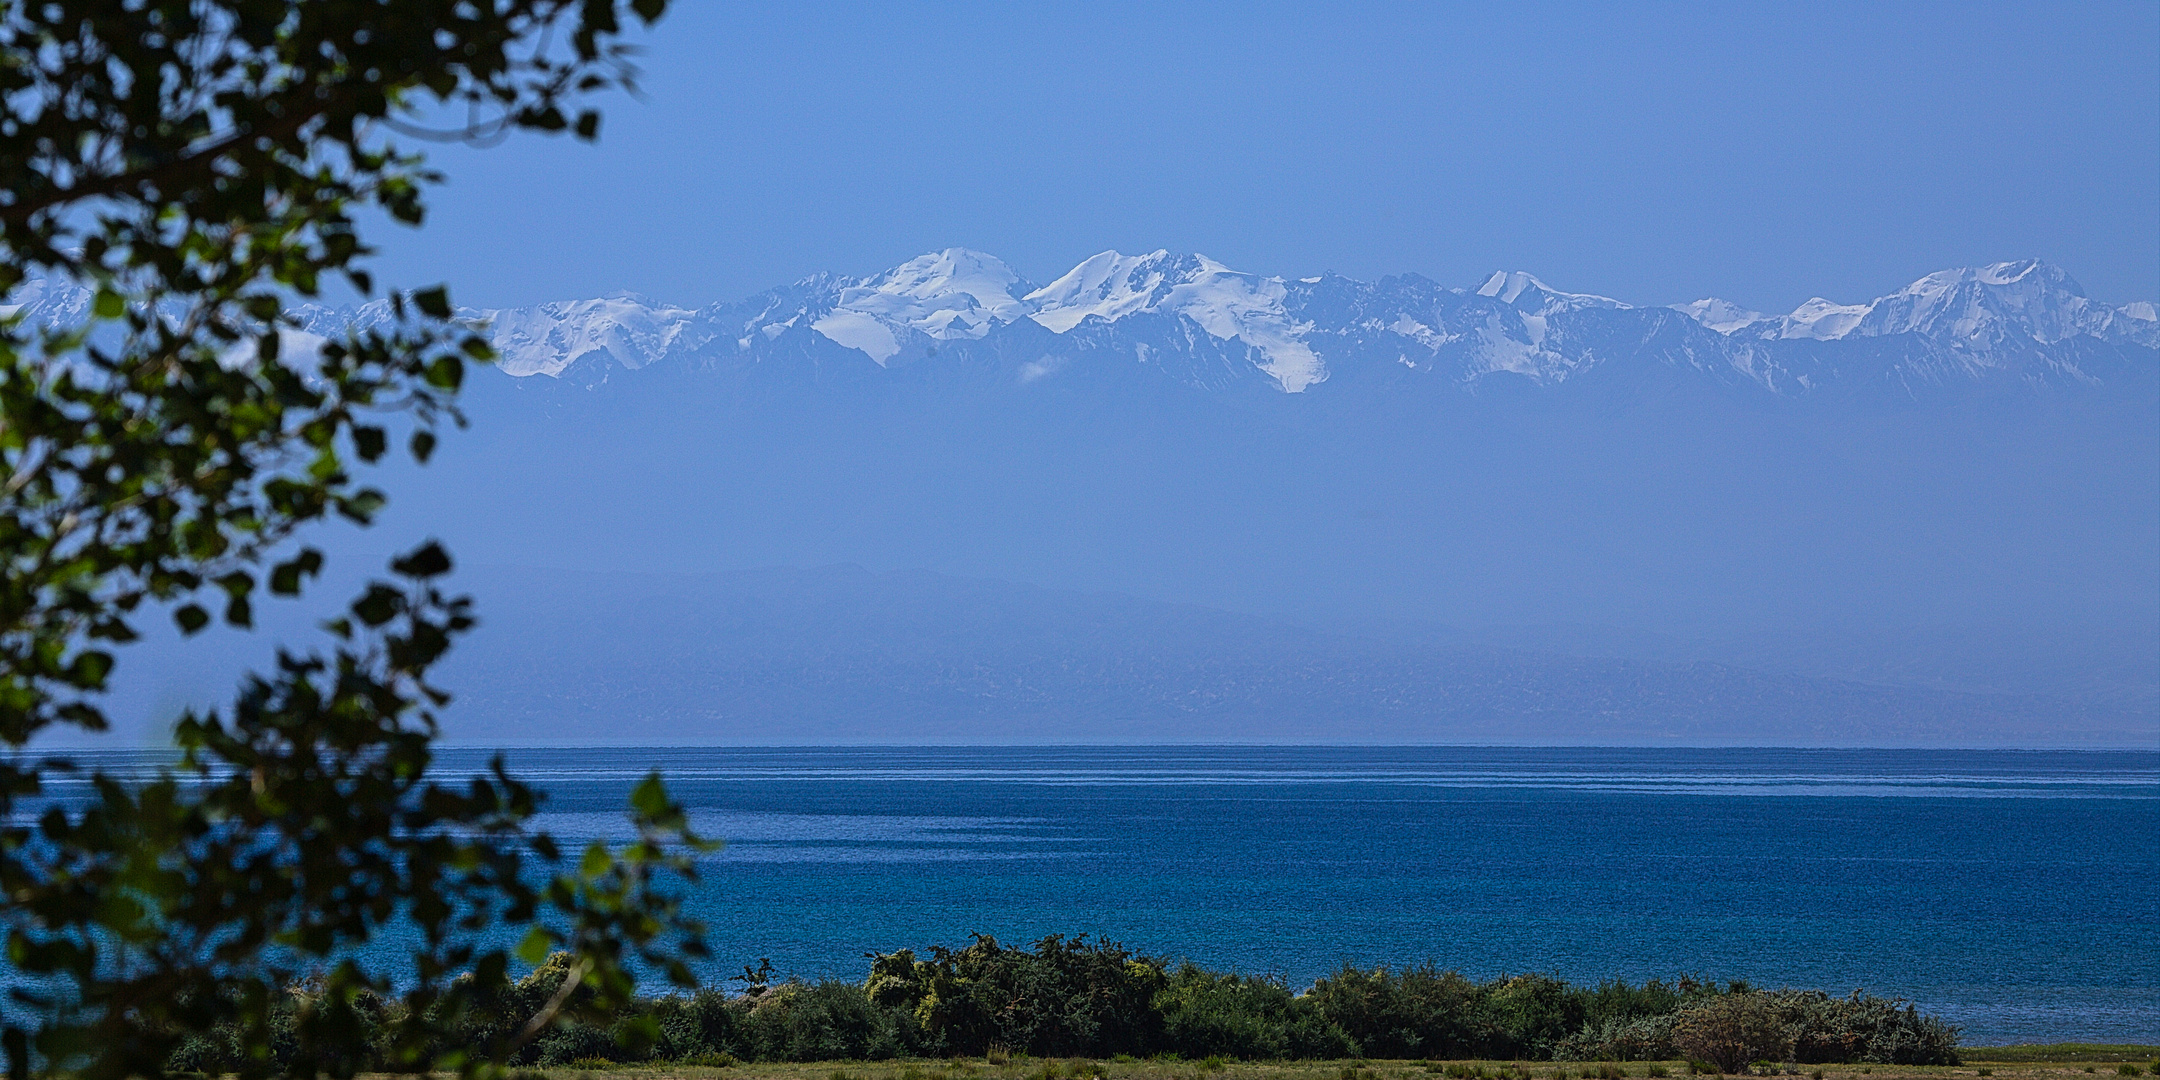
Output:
[868, 935, 1166, 1057]
[1156, 967, 1356, 1060]
[1555, 1016, 1676, 1062]
[153, 941, 1968, 1070]
[536, 1025, 622, 1066]
[1768, 990, 1959, 1066]
[737, 979, 928, 1061]
[1306, 964, 1495, 1060]
[1671, 995, 1790, 1075]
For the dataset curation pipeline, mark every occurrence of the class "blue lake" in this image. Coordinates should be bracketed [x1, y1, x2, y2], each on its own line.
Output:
[471, 746, 2157, 1046]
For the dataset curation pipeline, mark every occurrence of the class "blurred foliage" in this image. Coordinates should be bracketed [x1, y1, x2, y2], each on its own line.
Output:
[0, 2, 710, 1079]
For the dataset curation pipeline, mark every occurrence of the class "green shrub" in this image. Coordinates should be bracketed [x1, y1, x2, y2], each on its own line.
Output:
[1671, 997, 1790, 1075]
[1557, 1017, 1675, 1062]
[149, 939, 1971, 1071]
[1157, 967, 1354, 1061]
[2115, 1066, 2142, 1077]
[1307, 965, 1500, 1060]
[540, 1026, 624, 1067]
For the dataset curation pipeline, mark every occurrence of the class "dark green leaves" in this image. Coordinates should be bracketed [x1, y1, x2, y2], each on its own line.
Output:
[412, 287, 453, 319]
[353, 424, 388, 461]
[391, 541, 452, 579]
[0, 4, 703, 1079]
[269, 549, 325, 596]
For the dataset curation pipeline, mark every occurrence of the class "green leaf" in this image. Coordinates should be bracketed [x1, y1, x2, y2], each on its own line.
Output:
[66, 651, 113, 690]
[352, 425, 387, 461]
[174, 605, 210, 635]
[580, 842, 612, 879]
[352, 585, 402, 627]
[630, 773, 670, 818]
[391, 542, 452, 579]
[412, 287, 452, 319]
[92, 289, 124, 319]
[425, 355, 464, 390]
[409, 429, 437, 463]
[515, 926, 553, 967]
[268, 549, 324, 596]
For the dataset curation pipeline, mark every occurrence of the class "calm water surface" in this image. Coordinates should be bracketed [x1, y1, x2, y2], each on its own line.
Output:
[483, 746, 2158, 1046]
[39, 746, 2160, 1045]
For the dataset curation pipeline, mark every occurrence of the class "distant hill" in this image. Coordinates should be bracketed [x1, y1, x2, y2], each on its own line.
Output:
[419, 565, 2151, 746]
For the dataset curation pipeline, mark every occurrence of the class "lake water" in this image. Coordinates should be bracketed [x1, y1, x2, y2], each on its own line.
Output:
[473, 746, 2158, 1047]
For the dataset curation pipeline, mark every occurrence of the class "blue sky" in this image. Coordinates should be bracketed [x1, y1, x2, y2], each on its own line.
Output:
[369, 1, 2159, 316]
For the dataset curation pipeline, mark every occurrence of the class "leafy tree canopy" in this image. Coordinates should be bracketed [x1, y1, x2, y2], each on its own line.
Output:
[0, 2, 708, 1078]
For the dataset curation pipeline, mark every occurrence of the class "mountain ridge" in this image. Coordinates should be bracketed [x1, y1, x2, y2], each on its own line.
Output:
[10, 251, 2154, 399]
[339, 250, 2160, 399]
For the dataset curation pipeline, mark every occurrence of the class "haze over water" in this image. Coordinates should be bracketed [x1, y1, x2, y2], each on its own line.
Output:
[489, 746, 2157, 1046]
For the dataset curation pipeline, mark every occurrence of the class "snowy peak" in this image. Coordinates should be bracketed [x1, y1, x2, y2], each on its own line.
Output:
[1855, 259, 2091, 344]
[1673, 298, 1770, 334]
[1710, 259, 2151, 349]
[1026, 250, 1327, 392]
[809, 248, 1035, 363]
[1475, 271, 1627, 315]
[1024, 249, 1184, 332]
[488, 294, 694, 376]
[1774, 297, 1874, 341]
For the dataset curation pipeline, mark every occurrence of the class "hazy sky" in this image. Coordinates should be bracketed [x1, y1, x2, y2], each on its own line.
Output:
[368, 1, 2160, 316]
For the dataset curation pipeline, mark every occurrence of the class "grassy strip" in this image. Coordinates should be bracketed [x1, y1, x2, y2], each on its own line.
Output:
[1958, 1049, 2160, 1064]
[466, 1058, 2159, 1080]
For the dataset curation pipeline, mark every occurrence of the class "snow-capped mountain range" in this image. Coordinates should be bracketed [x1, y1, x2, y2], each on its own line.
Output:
[9, 251, 2155, 399]
[450, 250, 2156, 398]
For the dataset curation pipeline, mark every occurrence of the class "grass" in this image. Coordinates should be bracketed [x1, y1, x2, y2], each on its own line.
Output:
[1959, 1050, 2160, 1065]
[430, 1053, 2160, 1080]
